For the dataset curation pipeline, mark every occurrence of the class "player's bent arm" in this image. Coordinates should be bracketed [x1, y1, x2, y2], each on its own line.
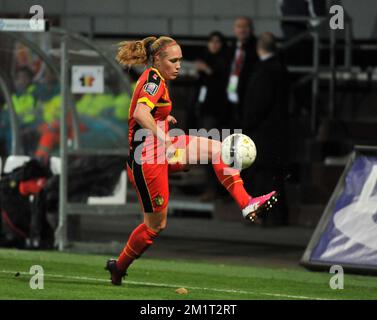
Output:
[133, 102, 171, 144]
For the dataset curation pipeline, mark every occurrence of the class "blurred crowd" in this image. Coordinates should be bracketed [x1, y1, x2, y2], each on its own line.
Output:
[0, 65, 131, 162]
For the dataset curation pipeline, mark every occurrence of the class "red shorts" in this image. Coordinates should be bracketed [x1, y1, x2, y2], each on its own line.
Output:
[127, 135, 192, 213]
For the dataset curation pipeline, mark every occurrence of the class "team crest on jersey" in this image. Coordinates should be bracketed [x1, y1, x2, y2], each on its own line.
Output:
[143, 82, 159, 96]
[155, 195, 164, 206]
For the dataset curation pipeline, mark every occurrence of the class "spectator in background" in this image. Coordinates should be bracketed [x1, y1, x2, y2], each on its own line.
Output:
[194, 31, 229, 200]
[241, 32, 289, 226]
[35, 68, 60, 102]
[226, 16, 258, 127]
[195, 31, 229, 131]
[5, 67, 39, 155]
[12, 67, 37, 125]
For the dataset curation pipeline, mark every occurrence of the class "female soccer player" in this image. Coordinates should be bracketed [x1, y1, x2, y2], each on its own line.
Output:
[106, 36, 278, 285]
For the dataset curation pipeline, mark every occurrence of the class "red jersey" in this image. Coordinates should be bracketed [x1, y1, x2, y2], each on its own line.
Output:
[126, 69, 193, 213]
[128, 67, 172, 162]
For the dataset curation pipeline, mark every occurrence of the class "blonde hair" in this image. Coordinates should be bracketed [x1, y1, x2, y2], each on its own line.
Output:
[116, 36, 177, 66]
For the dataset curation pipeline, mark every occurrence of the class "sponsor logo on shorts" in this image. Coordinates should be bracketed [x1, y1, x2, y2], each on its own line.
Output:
[155, 195, 164, 206]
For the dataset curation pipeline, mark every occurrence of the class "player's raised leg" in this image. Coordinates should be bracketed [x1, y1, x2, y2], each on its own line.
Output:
[183, 136, 278, 221]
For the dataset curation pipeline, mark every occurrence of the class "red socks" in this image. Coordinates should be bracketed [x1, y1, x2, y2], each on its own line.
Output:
[117, 223, 158, 273]
[212, 153, 250, 209]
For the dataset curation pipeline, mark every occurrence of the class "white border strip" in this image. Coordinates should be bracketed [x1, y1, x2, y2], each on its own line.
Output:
[0, 270, 330, 300]
[0, 19, 47, 32]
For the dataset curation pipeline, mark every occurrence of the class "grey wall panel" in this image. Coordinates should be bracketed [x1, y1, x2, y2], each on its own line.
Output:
[129, 0, 189, 16]
[172, 18, 191, 35]
[193, 0, 255, 16]
[96, 17, 127, 34]
[191, 19, 235, 36]
[65, 0, 127, 15]
[2, 0, 62, 14]
[126, 18, 168, 34]
[258, 0, 278, 16]
[63, 16, 92, 33]
[254, 19, 282, 37]
[342, 0, 377, 39]
[2, 0, 65, 14]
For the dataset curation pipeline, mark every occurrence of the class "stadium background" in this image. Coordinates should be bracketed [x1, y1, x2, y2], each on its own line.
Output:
[0, 0, 377, 300]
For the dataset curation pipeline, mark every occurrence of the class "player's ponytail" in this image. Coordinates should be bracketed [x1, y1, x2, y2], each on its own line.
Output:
[116, 36, 177, 66]
[116, 36, 157, 66]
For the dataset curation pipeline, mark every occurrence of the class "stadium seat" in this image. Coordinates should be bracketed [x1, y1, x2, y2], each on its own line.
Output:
[50, 156, 61, 175]
[3, 155, 31, 174]
[50, 156, 127, 205]
[87, 170, 127, 205]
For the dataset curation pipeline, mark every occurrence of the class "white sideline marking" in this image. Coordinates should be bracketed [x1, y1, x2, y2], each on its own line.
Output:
[0, 270, 329, 300]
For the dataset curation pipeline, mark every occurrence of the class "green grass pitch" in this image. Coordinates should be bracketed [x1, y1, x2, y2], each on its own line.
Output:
[0, 248, 376, 300]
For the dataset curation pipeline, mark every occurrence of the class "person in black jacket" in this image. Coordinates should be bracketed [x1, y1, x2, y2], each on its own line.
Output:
[226, 16, 258, 127]
[241, 32, 289, 226]
[194, 31, 229, 200]
[195, 31, 229, 131]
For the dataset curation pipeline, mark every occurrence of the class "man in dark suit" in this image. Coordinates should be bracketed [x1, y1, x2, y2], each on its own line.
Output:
[226, 16, 258, 127]
[241, 32, 289, 226]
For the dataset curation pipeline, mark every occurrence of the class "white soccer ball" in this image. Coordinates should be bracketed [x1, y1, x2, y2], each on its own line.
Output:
[221, 133, 257, 171]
